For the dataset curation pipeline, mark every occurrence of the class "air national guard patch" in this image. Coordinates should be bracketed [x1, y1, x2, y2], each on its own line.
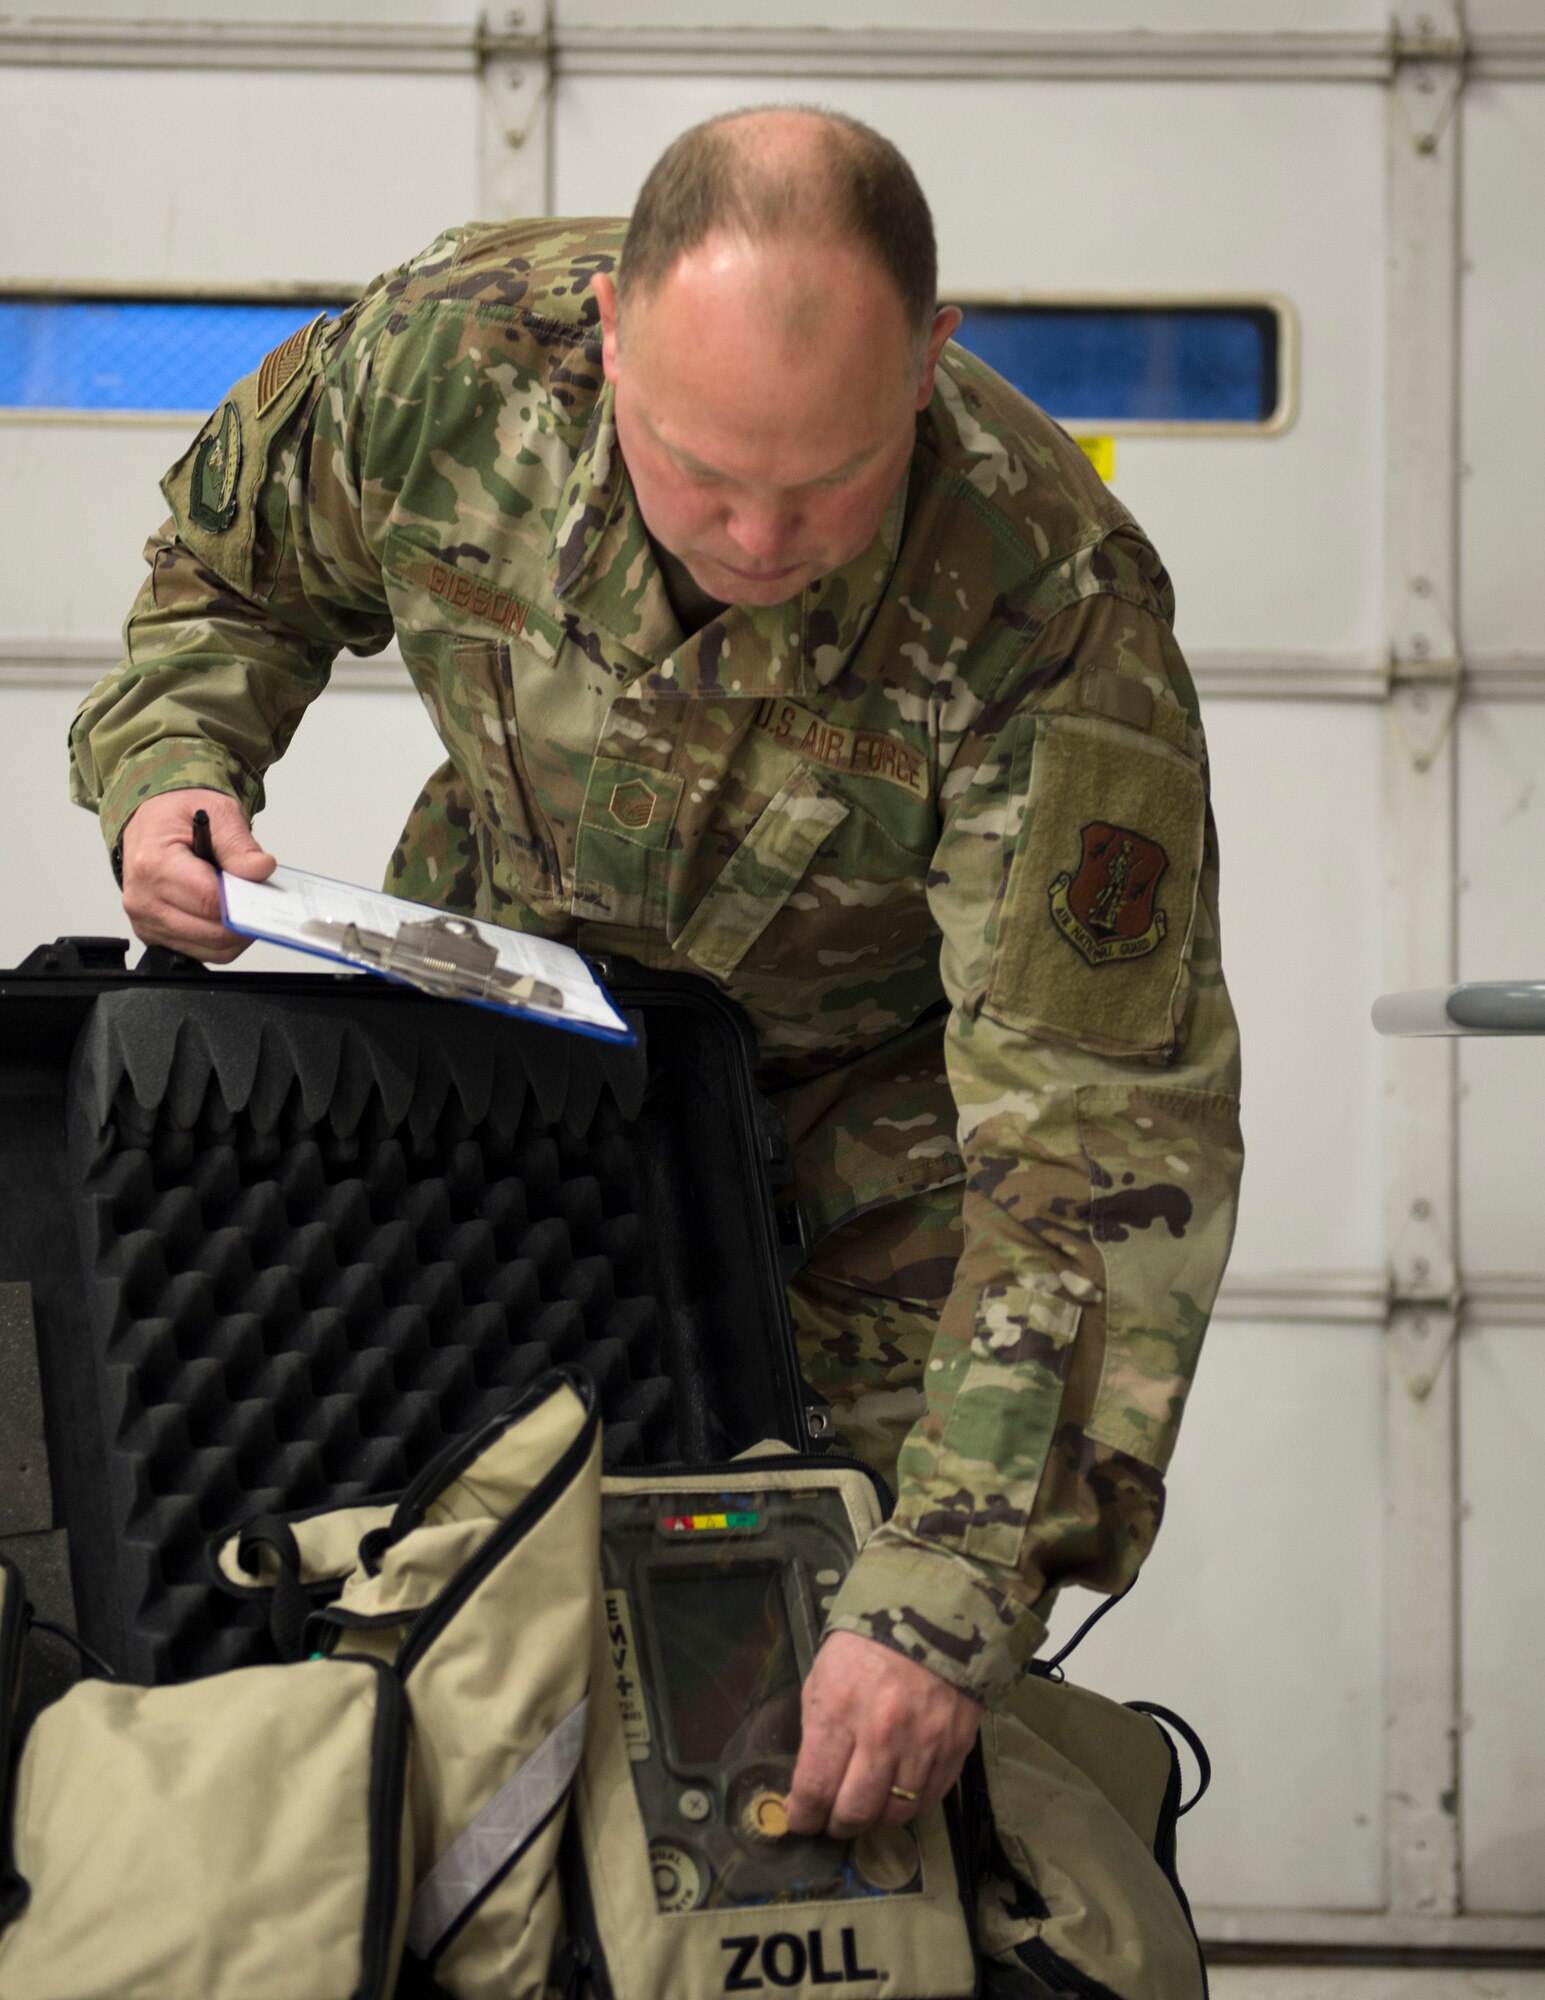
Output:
[984, 720, 1203, 1055]
[1049, 821, 1169, 966]
[188, 400, 242, 533]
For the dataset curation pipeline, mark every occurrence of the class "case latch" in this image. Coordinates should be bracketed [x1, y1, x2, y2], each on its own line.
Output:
[14, 936, 130, 975]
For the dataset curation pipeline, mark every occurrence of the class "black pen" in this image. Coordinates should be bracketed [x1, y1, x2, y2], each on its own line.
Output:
[190, 808, 217, 868]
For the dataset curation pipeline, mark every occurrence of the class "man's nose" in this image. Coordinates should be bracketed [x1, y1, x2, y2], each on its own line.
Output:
[726, 498, 799, 564]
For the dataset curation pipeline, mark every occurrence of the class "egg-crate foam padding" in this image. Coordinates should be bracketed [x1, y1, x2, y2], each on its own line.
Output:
[58, 982, 792, 1686]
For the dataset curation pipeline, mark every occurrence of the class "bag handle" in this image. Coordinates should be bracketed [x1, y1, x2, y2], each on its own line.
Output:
[1125, 1700, 1212, 1815]
[235, 1518, 316, 1662]
[1033, 1581, 1211, 1815]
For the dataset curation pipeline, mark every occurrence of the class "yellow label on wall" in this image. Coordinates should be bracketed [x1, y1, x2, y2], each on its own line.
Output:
[1074, 435, 1116, 481]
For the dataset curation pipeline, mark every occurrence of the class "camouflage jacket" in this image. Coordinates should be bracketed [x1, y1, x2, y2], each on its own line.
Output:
[70, 220, 1243, 1702]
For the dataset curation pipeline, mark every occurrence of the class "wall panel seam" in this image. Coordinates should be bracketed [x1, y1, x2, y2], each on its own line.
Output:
[2, 22, 1544, 83]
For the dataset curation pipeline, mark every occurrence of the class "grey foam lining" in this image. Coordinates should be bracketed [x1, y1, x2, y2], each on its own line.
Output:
[63, 988, 673, 1684]
[70, 986, 648, 1142]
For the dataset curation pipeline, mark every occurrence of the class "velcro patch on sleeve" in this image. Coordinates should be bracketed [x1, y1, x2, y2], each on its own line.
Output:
[984, 715, 1205, 1056]
[187, 399, 242, 533]
[162, 396, 261, 592]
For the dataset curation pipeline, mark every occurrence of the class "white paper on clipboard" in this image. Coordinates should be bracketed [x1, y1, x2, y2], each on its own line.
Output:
[220, 863, 635, 1044]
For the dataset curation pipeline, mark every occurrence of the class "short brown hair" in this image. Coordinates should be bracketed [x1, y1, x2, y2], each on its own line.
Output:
[617, 107, 939, 341]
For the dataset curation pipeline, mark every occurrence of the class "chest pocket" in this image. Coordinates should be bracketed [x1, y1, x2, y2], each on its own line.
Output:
[669, 769, 850, 980]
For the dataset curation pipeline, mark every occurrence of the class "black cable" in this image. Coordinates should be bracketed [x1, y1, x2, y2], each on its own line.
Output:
[30, 1617, 120, 1681]
[1042, 1575, 1136, 1675]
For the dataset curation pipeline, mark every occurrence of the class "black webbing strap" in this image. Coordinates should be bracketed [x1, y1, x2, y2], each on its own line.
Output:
[1126, 1700, 1212, 1815]
[235, 1517, 314, 1662]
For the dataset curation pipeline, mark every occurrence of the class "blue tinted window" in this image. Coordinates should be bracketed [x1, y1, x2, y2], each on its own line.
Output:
[951, 305, 1281, 426]
[2, 295, 1282, 424]
[0, 299, 338, 413]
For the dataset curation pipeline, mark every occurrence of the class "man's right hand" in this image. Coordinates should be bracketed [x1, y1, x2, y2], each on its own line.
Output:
[119, 789, 277, 962]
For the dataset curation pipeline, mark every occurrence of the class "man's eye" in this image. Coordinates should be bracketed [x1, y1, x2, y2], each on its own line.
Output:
[810, 466, 866, 492]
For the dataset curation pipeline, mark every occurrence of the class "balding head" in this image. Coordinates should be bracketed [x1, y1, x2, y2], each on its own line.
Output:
[591, 109, 959, 610]
[616, 107, 940, 353]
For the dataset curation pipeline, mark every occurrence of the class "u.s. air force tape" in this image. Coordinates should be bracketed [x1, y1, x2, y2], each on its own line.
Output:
[754, 698, 928, 799]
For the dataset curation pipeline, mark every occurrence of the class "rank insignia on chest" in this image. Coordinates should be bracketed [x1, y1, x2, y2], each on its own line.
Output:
[189, 400, 242, 534]
[1049, 821, 1169, 967]
[609, 779, 660, 831]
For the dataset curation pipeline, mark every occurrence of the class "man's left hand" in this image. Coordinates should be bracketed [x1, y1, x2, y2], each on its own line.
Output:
[783, 1631, 982, 1839]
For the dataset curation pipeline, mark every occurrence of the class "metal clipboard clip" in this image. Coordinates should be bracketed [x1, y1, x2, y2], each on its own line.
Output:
[306, 914, 566, 1014]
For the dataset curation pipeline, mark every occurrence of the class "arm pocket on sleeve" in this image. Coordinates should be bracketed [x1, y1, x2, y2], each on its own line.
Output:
[984, 716, 1206, 1058]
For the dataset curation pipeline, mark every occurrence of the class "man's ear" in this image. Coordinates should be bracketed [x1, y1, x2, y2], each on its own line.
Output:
[592, 272, 622, 384]
[915, 305, 963, 410]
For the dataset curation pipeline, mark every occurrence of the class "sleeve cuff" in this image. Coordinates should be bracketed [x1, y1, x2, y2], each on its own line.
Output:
[823, 1519, 1048, 1705]
[94, 740, 263, 857]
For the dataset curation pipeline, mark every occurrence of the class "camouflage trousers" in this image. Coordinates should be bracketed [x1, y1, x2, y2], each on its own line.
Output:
[787, 1181, 964, 1493]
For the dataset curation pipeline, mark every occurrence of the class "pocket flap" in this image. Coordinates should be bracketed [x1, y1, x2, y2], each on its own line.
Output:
[672, 769, 849, 979]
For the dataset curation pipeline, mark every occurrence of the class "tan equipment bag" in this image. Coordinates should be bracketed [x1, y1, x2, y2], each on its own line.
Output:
[0, 1552, 412, 2000]
[219, 1370, 601, 2000]
[562, 1451, 979, 2000]
[0, 1370, 599, 2000]
[972, 1669, 1211, 2000]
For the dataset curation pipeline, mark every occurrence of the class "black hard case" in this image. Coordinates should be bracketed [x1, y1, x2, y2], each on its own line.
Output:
[0, 938, 810, 1689]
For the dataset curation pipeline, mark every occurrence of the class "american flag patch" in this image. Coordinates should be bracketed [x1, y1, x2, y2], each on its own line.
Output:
[256, 312, 327, 414]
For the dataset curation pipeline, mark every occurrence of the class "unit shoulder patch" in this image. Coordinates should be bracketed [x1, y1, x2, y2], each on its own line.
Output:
[188, 400, 242, 533]
[1048, 821, 1169, 967]
[984, 716, 1205, 1058]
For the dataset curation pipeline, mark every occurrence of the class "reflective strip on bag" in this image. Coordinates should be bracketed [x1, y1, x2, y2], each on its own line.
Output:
[407, 1695, 589, 1960]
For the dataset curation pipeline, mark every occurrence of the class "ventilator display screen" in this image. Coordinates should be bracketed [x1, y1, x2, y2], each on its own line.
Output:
[649, 1564, 802, 1767]
[603, 1486, 925, 1912]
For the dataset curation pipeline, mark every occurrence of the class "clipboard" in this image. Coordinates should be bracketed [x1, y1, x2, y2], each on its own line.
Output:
[219, 862, 635, 1046]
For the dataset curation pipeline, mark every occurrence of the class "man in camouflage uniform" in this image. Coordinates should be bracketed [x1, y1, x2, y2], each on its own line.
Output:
[70, 108, 1242, 1836]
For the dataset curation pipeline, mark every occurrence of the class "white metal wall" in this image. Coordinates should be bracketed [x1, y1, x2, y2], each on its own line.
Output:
[3, 0, 1545, 1964]
[1455, 54, 1545, 1928]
